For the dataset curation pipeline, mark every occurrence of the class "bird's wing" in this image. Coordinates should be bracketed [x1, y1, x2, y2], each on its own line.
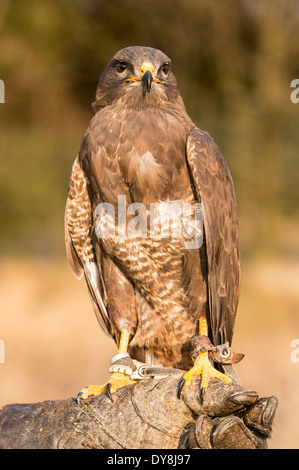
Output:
[186, 128, 241, 346]
[64, 155, 112, 337]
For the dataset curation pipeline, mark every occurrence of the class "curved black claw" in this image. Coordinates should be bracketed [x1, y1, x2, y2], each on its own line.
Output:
[106, 383, 114, 402]
[199, 386, 206, 404]
[76, 391, 83, 405]
[177, 376, 186, 399]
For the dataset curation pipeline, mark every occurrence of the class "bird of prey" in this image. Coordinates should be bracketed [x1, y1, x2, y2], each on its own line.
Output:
[65, 46, 241, 401]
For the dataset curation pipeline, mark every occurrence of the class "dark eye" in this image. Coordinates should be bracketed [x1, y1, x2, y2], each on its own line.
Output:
[160, 63, 170, 75]
[116, 62, 127, 73]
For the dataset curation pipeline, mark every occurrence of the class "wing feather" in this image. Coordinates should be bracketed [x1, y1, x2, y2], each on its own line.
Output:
[64, 156, 112, 337]
[186, 129, 241, 346]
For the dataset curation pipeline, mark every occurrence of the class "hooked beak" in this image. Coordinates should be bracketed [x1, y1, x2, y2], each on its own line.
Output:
[140, 62, 155, 92]
[125, 61, 161, 92]
[141, 69, 153, 92]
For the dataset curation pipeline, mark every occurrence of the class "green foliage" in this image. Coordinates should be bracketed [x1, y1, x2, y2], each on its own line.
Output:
[0, 0, 298, 257]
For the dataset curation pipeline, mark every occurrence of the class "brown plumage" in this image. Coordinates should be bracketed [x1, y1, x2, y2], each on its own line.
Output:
[65, 46, 240, 371]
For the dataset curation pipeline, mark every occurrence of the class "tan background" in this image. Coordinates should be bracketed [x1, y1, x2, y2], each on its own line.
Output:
[1, 0, 299, 449]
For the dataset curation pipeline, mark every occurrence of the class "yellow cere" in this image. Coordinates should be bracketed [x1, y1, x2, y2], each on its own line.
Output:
[125, 62, 162, 83]
[139, 61, 155, 76]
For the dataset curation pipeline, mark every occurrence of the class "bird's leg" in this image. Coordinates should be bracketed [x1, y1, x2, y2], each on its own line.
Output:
[77, 330, 136, 403]
[177, 316, 232, 403]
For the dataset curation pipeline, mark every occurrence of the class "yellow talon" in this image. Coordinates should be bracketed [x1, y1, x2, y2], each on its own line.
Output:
[78, 371, 136, 402]
[183, 352, 232, 389]
[77, 330, 135, 403]
[177, 316, 232, 402]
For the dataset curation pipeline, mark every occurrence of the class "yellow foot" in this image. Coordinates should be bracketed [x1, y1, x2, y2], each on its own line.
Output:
[177, 316, 232, 403]
[177, 352, 232, 403]
[77, 372, 136, 404]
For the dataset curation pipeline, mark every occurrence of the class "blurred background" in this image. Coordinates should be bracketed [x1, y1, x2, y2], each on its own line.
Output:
[0, 0, 299, 448]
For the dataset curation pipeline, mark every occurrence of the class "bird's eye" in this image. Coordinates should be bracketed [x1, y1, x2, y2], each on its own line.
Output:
[160, 63, 170, 75]
[116, 62, 127, 73]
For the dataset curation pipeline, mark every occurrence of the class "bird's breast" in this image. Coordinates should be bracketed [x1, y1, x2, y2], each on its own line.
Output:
[113, 108, 193, 204]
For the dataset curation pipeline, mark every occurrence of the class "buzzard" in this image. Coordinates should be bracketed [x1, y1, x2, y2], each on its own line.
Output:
[65, 46, 240, 401]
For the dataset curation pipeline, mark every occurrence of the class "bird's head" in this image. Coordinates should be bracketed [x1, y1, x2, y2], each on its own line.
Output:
[93, 46, 183, 111]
